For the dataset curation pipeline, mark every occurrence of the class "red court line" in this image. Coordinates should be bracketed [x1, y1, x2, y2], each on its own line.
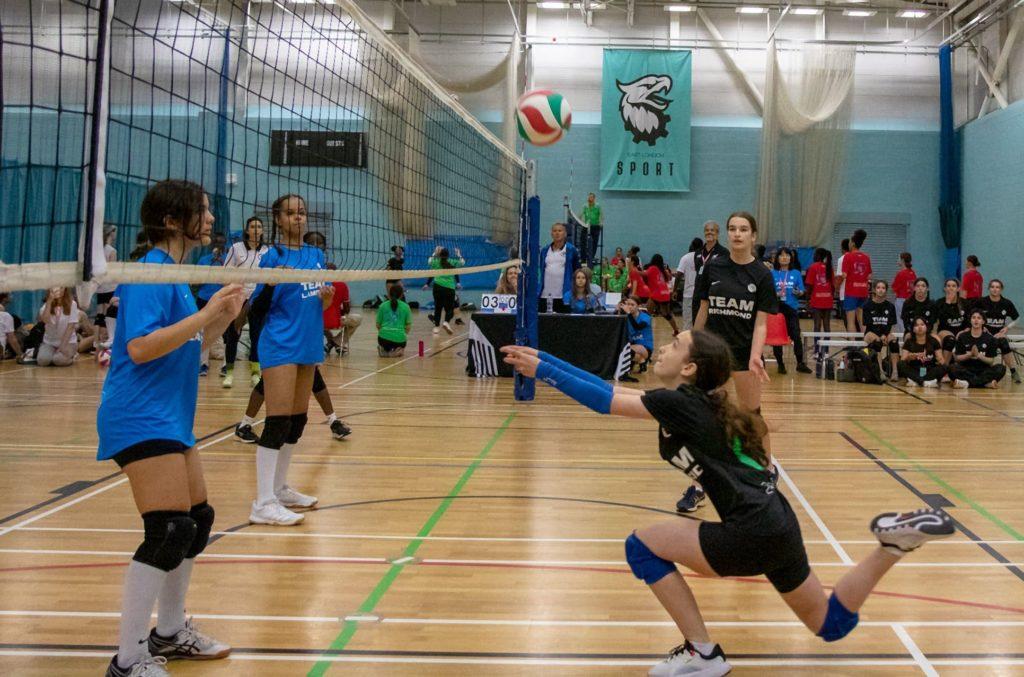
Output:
[3, 555, 1024, 616]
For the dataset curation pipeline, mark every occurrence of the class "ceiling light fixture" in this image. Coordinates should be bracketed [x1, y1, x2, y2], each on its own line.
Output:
[538, 1, 570, 8]
[842, 9, 876, 16]
[792, 8, 823, 15]
[896, 9, 929, 18]
[736, 6, 768, 14]
[663, 4, 695, 12]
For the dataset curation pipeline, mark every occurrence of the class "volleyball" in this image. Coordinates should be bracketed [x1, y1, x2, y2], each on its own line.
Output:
[97, 348, 111, 367]
[516, 89, 572, 147]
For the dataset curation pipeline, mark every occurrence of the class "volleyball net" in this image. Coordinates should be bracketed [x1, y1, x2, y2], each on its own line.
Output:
[0, 0, 526, 296]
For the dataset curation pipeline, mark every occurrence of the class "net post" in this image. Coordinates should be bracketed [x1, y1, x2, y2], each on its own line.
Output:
[515, 161, 539, 402]
[81, 0, 113, 283]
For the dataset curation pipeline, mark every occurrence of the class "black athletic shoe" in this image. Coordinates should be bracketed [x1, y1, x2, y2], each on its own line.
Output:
[796, 362, 813, 374]
[234, 423, 258, 444]
[871, 508, 955, 555]
[620, 374, 639, 383]
[330, 419, 352, 440]
[777, 363, 788, 375]
[218, 364, 227, 378]
[676, 485, 706, 513]
[105, 655, 169, 676]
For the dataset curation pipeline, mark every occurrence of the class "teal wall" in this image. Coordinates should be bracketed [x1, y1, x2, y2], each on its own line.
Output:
[961, 99, 1024, 303]
[526, 124, 943, 287]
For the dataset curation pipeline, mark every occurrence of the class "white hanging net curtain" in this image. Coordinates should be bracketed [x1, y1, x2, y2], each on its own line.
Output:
[756, 41, 856, 246]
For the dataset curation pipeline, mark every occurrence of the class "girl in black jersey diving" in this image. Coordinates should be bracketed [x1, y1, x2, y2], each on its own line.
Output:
[502, 331, 953, 677]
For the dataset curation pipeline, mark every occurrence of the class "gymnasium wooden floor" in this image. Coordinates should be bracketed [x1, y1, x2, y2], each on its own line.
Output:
[2, 313, 1024, 676]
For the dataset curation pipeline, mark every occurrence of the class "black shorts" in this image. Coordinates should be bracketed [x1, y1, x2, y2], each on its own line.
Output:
[699, 511, 811, 593]
[995, 337, 1012, 355]
[96, 291, 115, 305]
[377, 336, 407, 351]
[727, 342, 754, 372]
[112, 439, 189, 468]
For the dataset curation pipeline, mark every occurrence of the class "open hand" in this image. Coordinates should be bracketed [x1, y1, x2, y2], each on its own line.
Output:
[208, 284, 245, 319]
[501, 345, 541, 377]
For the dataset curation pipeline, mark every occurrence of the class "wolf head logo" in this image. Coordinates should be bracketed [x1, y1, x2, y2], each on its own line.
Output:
[617, 74, 673, 146]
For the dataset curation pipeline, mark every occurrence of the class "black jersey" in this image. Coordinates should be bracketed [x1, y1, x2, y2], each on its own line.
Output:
[901, 335, 942, 367]
[954, 330, 998, 368]
[862, 299, 897, 336]
[901, 296, 935, 331]
[975, 297, 1019, 333]
[694, 242, 729, 278]
[641, 386, 791, 525]
[696, 255, 778, 352]
[933, 299, 967, 334]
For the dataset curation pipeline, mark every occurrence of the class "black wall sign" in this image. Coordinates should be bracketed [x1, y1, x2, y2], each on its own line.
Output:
[270, 130, 367, 168]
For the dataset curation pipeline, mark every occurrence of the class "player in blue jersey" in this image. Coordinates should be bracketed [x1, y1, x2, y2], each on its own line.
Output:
[247, 193, 335, 526]
[620, 295, 654, 382]
[97, 180, 244, 677]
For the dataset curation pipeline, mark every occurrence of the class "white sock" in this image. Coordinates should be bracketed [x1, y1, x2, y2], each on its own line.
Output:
[256, 446, 279, 505]
[200, 347, 210, 367]
[116, 560, 167, 669]
[104, 317, 116, 342]
[240, 414, 256, 426]
[274, 443, 294, 493]
[325, 412, 337, 424]
[690, 640, 717, 656]
[155, 558, 194, 638]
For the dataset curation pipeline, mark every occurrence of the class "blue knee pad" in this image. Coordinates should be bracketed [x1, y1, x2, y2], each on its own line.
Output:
[625, 532, 676, 585]
[817, 592, 859, 642]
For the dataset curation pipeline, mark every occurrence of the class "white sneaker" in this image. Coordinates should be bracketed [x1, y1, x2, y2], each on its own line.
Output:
[953, 379, 969, 389]
[275, 484, 318, 509]
[905, 378, 917, 387]
[432, 326, 440, 335]
[923, 379, 938, 388]
[871, 508, 955, 555]
[148, 617, 231, 660]
[442, 321, 453, 334]
[648, 641, 731, 677]
[105, 655, 169, 677]
[249, 499, 304, 526]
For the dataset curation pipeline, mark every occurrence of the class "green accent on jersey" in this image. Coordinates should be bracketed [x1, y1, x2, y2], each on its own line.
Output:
[429, 256, 463, 289]
[732, 436, 763, 470]
[376, 300, 412, 343]
[581, 203, 602, 226]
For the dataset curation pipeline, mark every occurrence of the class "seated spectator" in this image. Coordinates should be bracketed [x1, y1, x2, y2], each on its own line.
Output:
[619, 295, 653, 383]
[949, 309, 1006, 389]
[626, 255, 650, 304]
[323, 263, 361, 356]
[606, 259, 628, 294]
[495, 265, 520, 295]
[564, 267, 603, 314]
[933, 278, 967, 366]
[900, 278, 934, 339]
[0, 293, 22, 360]
[975, 279, 1020, 384]
[37, 286, 79, 367]
[591, 257, 612, 291]
[898, 317, 946, 388]
[645, 254, 679, 334]
[610, 247, 625, 267]
[771, 247, 810, 374]
[376, 283, 412, 357]
[862, 280, 899, 381]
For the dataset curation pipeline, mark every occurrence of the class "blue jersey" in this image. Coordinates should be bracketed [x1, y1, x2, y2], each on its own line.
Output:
[96, 248, 202, 460]
[195, 252, 224, 301]
[254, 244, 325, 368]
[627, 311, 654, 351]
[772, 269, 804, 309]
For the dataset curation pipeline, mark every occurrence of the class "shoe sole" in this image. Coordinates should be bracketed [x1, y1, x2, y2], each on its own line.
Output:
[249, 514, 304, 525]
[157, 647, 232, 661]
[234, 435, 258, 444]
[278, 500, 318, 510]
[871, 509, 955, 551]
[676, 499, 705, 514]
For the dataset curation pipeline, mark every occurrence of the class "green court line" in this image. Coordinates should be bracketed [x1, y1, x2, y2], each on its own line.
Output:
[307, 411, 516, 677]
[851, 418, 1024, 541]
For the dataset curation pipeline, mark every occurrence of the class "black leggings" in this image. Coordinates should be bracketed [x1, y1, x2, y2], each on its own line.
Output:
[772, 303, 804, 364]
[948, 362, 1006, 387]
[810, 307, 831, 356]
[432, 285, 456, 326]
[897, 362, 947, 385]
[247, 308, 265, 363]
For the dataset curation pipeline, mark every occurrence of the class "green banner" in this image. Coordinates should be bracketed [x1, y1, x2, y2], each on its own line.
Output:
[600, 49, 691, 192]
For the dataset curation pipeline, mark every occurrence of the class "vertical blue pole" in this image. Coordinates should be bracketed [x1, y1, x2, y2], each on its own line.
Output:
[214, 28, 231, 232]
[938, 44, 961, 279]
[514, 192, 540, 401]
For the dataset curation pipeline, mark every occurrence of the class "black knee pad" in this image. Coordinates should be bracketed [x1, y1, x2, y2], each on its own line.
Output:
[254, 377, 265, 396]
[185, 502, 215, 558]
[258, 414, 292, 449]
[106, 304, 118, 319]
[312, 368, 326, 394]
[888, 339, 901, 355]
[286, 413, 308, 444]
[942, 335, 956, 352]
[867, 340, 883, 353]
[95, 313, 105, 325]
[134, 511, 197, 572]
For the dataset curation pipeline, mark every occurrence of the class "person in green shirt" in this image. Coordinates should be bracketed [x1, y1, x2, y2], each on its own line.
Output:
[428, 246, 464, 335]
[606, 259, 629, 293]
[376, 284, 413, 357]
[580, 192, 603, 267]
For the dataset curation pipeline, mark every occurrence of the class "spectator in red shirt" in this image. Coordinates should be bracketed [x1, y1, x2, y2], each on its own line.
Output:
[322, 263, 362, 356]
[645, 254, 680, 334]
[839, 229, 872, 332]
[627, 255, 650, 303]
[805, 247, 836, 356]
[961, 255, 983, 311]
[892, 252, 915, 334]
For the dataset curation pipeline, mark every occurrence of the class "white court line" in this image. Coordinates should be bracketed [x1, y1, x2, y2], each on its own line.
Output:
[774, 460, 854, 565]
[3, 547, 1022, 568]
[3, 609, 1024, 628]
[0, 347, 455, 540]
[892, 623, 939, 677]
[12, 526, 1024, 546]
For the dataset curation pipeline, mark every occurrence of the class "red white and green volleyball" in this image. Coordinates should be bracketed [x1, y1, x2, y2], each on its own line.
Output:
[516, 90, 572, 147]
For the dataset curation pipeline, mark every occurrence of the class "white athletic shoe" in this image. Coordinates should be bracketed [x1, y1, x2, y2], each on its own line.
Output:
[275, 484, 318, 509]
[923, 379, 939, 388]
[105, 655, 169, 677]
[648, 641, 731, 677]
[249, 499, 304, 526]
[905, 378, 917, 387]
[432, 326, 440, 335]
[148, 617, 231, 661]
[442, 320, 454, 334]
[871, 508, 955, 556]
[953, 379, 969, 389]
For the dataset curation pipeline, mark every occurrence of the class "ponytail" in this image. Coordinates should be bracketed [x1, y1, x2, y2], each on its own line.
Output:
[388, 283, 403, 311]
